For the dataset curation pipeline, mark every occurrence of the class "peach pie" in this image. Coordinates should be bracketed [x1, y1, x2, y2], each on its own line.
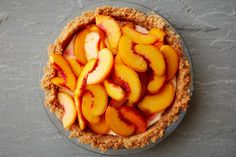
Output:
[41, 6, 191, 151]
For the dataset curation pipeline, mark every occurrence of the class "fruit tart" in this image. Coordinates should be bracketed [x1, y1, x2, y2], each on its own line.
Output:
[41, 6, 192, 152]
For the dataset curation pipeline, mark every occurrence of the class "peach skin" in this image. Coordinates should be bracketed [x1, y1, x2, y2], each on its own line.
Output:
[105, 106, 135, 137]
[160, 45, 179, 80]
[50, 53, 76, 90]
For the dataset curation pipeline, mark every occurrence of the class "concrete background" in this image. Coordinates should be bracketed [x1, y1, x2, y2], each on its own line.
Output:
[0, 0, 236, 156]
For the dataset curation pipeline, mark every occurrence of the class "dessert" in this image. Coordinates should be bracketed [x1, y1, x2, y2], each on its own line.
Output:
[41, 6, 191, 152]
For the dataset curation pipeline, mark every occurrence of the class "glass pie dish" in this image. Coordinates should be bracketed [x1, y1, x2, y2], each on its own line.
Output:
[38, 1, 194, 155]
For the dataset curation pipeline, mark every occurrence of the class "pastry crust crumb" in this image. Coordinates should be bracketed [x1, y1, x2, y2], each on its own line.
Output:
[41, 6, 191, 152]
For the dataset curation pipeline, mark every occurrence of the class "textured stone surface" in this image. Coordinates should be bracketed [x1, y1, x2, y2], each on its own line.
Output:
[0, 0, 236, 156]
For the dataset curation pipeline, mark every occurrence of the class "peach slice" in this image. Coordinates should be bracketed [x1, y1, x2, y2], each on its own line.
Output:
[51, 77, 68, 89]
[74, 59, 97, 97]
[74, 28, 90, 64]
[85, 84, 108, 116]
[149, 28, 166, 42]
[84, 32, 101, 61]
[119, 35, 147, 72]
[50, 53, 76, 90]
[115, 53, 124, 65]
[135, 25, 148, 34]
[138, 72, 148, 99]
[105, 106, 135, 137]
[74, 96, 86, 130]
[66, 58, 83, 77]
[114, 64, 142, 105]
[89, 116, 110, 135]
[138, 83, 175, 114]
[119, 106, 147, 134]
[59, 87, 74, 97]
[147, 74, 165, 94]
[96, 15, 121, 54]
[160, 45, 179, 80]
[134, 44, 166, 76]
[104, 80, 125, 101]
[58, 92, 77, 129]
[81, 92, 101, 124]
[63, 36, 75, 57]
[122, 26, 157, 44]
[87, 48, 113, 84]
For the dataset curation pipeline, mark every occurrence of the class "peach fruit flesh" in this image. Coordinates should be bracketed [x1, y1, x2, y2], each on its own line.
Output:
[66, 58, 83, 77]
[87, 48, 113, 85]
[149, 28, 166, 42]
[122, 26, 158, 44]
[85, 84, 108, 116]
[96, 15, 121, 54]
[89, 116, 110, 135]
[104, 80, 125, 101]
[81, 92, 101, 124]
[51, 77, 68, 89]
[147, 74, 165, 94]
[119, 106, 147, 134]
[138, 83, 175, 114]
[105, 106, 135, 137]
[160, 45, 179, 80]
[58, 92, 77, 129]
[119, 35, 147, 72]
[134, 44, 166, 76]
[50, 53, 76, 90]
[84, 31, 101, 61]
[114, 64, 142, 105]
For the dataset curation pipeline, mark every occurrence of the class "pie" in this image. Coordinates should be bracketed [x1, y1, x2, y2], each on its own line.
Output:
[41, 6, 191, 152]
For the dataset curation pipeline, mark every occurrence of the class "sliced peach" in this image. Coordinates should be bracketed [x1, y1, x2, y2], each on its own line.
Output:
[134, 44, 166, 76]
[51, 77, 68, 89]
[84, 31, 101, 61]
[74, 59, 97, 97]
[74, 28, 90, 64]
[59, 87, 74, 97]
[85, 84, 108, 116]
[66, 58, 83, 77]
[135, 25, 148, 34]
[58, 92, 77, 129]
[109, 98, 126, 109]
[63, 36, 75, 58]
[147, 74, 165, 94]
[50, 53, 76, 90]
[89, 116, 110, 135]
[154, 41, 164, 50]
[119, 106, 147, 134]
[122, 26, 157, 44]
[104, 80, 125, 101]
[147, 112, 162, 127]
[87, 48, 113, 84]
[96, 15, 121, 54]
[105, 106, 135, 137]
[74, 96, 86, 130]
[115, 53, 124, 65]
[138, 83, 175, 114]
[81, 92, 101, 124]
[114, 64, 142, 105]
[160, 45, 179, 80]
[149, 28, 166, 42]
[119, 35, 147, 72]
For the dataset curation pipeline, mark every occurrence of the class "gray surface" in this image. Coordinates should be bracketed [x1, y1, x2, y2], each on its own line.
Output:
[0, 0, 236, 156]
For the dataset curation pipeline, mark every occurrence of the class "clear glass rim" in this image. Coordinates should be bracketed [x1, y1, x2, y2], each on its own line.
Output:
[38, 1, 194, 156]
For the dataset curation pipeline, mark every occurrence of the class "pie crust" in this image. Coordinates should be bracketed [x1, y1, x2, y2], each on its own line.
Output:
[41, 6, 191, 152]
